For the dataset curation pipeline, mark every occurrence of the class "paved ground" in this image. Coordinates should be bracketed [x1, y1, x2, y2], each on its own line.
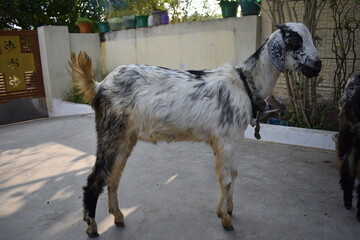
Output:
[0, 114, 359, 240]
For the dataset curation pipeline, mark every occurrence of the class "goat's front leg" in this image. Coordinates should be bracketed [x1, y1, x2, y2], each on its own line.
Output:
[356, 182, 360, 221]
[227, 168, 238, 216]
[212, 140, 236, 231]
[340, 158, 355, 210]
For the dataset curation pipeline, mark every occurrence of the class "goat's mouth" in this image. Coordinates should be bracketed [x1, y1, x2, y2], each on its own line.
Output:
[300, 61, 322, 78]
[302, 68, 320, 78]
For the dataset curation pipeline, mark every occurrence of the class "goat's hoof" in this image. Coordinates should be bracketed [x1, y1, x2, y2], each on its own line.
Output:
[85, 217, 99, 238]
[227, 210, 232, 216]
[223, 225, 234, 231]
[115, 221, 125, 227]
[86, 230, 99, 238]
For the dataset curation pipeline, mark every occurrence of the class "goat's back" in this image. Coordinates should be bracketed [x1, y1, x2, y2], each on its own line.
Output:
[94, 64, 252, 143]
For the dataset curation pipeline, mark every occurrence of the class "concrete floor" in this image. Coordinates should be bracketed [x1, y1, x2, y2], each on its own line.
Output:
[0, 114, 359, 240]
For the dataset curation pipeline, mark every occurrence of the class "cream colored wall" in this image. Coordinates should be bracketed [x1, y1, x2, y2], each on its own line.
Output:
[101, 16, 261, 74]
[37, 27, 102, 112]
[37, 17, 260, 114]
[38, 26, 71, 112]
[69, 33, 102, 82]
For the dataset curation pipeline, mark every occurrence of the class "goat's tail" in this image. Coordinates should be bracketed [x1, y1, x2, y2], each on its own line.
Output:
[70, 52, 98, 103]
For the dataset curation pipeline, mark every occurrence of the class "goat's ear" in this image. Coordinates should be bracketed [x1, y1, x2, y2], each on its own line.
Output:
[275, 23, 287, 31]
[267, 31, 286, 73]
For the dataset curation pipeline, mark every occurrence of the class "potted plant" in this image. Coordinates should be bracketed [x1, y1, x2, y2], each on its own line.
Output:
[108, 17, 124, 31]
[96, 12, 110, 33]
[239, 0, 261, 16]
[135, 15, 149, 28]
[123, 15, 136, 29]
[132, 0, 171, 28]
[152, 9, 167, 26]
[130, 0, 151, 28]
[76, 17, 93, 33]
[106, 4, 133, 31]
[108, 11, 124, 31]
[161, 11, 169, 25]
[97, 21, 110, 33]
[218, 0, 240, 18]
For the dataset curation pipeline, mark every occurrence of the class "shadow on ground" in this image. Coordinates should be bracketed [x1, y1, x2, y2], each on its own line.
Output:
[0, 114, 359, 240]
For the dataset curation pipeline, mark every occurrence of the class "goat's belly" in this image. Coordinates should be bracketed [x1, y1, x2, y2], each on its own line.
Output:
[137, 128, 209, 144]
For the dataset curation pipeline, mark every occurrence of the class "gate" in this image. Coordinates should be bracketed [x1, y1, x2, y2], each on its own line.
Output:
[0, 30, 47, 125]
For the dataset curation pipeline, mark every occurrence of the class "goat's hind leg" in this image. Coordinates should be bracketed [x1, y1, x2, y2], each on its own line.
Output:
[108, 135, 137, 227]
[107, 162, 126, 227]
[83, 163, 107, 237]
[83, 112, 132, 237]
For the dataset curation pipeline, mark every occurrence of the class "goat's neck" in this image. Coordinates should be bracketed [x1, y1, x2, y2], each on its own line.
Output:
[238, 47, 281, 99]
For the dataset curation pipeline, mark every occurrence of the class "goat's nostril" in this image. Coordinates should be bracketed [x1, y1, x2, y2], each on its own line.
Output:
[315, 60, 322, 69]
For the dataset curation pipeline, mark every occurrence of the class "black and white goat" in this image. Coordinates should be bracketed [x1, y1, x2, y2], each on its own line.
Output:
[338, 74, 360, 221]
[70, 22, 322, 237]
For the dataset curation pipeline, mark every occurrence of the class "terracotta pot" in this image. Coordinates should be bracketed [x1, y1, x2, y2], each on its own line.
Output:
[77, 22, 92, 33]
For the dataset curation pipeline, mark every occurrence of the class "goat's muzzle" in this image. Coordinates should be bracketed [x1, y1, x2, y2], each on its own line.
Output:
[301, 59, 322, 78]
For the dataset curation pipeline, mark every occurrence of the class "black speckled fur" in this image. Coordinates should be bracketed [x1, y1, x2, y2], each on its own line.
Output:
[338, 74, 360, 221]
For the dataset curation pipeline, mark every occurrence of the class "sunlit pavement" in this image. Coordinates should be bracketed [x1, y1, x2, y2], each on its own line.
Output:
[0, 114, 359, 240]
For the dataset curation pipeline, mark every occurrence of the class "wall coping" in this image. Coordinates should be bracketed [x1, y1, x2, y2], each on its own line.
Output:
[245, 123, 336, 151]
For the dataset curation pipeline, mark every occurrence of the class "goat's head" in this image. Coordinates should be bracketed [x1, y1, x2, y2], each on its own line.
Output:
[341, 74, 360, 122]
[267, 22, 322, 78]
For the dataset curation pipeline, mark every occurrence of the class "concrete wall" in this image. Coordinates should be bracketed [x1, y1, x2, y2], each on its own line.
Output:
[101, 16, 261, 74]
[37, 17, 260, 114]
[69, 33, 102, 81]
[37, 26, 100, 112]
[38, 26, 71, 112]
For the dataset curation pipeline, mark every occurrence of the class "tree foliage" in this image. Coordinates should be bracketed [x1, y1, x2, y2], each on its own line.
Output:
[0, 0, 100, 32]
[0, 0, 220, 31]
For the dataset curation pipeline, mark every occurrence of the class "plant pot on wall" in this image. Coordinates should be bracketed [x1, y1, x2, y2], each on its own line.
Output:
[108, 17, 124, 31]
[161, 12, 169, 24]
[219, 1, 240, 18]
[152, 9, 167, 26]
[135, 15, 149, 28]
[97, 21, 110, 33]
[124, 15, 136, 29]
[77, 22, 93, 33]
[239, 0, 261, 16]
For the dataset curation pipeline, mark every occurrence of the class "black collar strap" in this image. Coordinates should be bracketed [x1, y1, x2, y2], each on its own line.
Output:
[236, 68, 257, 119]
[236, 67, 262, 140]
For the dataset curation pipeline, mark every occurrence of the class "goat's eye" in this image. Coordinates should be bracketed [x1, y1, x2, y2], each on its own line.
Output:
[288, 38, 301, 50]
[290, 39, 298, 45]
[284, 30, 303, 50]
